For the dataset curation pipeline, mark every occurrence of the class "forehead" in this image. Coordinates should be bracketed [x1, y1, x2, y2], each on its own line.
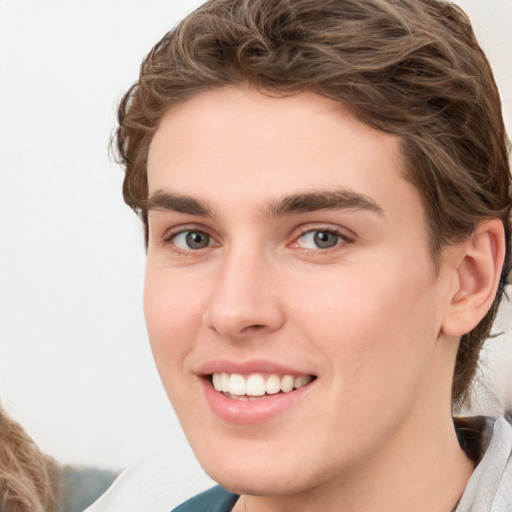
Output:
[147, 86, 420, 223]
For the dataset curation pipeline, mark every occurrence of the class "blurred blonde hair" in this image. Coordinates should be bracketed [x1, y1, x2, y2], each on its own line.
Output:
[0, 404, 59, 512]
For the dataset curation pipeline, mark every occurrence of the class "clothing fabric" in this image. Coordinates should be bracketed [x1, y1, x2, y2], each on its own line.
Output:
[171, 416, 512, 512]
[455, 415, 512, 511]
[171, 485, 238, 512]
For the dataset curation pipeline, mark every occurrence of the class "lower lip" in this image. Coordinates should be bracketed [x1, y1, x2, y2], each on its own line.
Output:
[201, 378, 314, 425]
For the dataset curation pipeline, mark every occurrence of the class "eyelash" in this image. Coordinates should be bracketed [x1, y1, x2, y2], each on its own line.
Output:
[162, 226, 216, 256]
[160, 225, 355, 256]
[291, 226, 355, 252]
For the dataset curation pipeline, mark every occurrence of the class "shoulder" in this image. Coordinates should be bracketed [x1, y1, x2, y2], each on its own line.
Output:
[456, 415, 512, 511]
[171, 486, 239, 512]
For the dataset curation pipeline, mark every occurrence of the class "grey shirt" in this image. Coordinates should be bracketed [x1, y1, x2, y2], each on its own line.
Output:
[456, 416, 512, 512]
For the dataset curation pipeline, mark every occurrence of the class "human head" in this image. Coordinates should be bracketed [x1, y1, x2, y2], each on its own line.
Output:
[0, 405, 59, 512]
[115, 0, 511, 406]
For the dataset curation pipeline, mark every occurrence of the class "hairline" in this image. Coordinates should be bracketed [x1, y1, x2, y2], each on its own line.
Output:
[140, 85, 447, 273]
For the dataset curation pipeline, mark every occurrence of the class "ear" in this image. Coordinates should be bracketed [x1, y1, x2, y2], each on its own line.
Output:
[441, 219, 506, 337]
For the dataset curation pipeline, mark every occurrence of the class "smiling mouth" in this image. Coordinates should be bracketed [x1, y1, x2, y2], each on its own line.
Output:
[210, 372, 315, 401]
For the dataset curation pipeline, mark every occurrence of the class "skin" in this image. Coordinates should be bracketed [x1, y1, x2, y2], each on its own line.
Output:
[144, 86, 477, 512]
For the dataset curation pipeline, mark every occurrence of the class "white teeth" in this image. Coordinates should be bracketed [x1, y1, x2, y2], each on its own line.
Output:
[266, 374, 281, 395]
[246, 374, 266, 396]
[212, 373, 221, 391]
[221, 373, 230, 392]
[294, 376, 310, 389]
[280, 375, 294, 393]
[229, 374, 246, 395]
[211, 372, 313, 396]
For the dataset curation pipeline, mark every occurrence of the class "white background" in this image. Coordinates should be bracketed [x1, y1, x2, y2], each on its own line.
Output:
[0, 0, 511, 471]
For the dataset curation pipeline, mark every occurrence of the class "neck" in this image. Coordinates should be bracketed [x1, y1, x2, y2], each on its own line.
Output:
[237, 415, 473, 512]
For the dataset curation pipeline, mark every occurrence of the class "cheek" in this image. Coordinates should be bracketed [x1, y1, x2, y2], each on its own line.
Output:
[290, 256, 441, 384]
[143, 267, 203, 373]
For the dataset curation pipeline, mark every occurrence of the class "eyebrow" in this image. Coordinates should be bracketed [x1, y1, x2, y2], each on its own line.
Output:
[146, 188, 383, 219]
[265, 190, 384, 218]
[147, 190, 214, 217]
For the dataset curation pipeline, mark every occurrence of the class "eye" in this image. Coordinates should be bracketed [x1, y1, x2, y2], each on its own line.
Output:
[294, 229, 346, 250]
[171, 230, 213, 250]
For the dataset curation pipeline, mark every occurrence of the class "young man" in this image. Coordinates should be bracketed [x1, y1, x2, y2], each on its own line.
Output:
[114, 0, 511, 510]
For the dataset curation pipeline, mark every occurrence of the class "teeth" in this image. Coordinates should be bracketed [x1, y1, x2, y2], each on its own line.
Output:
[294, 376, 310, 389]
[281, 375, 294, 393]
[229, 374, 246, 396]
[266, 374, 281, 395]
[212, 373, 221, 391]
[247, 374, 266, 396]
[221, 373, 230, 392]
[211, 372, 313, 397]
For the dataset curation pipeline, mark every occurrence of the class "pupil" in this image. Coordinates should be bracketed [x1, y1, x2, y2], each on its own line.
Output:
[314, 231, 337, 249]
[186, 231, 209, 249]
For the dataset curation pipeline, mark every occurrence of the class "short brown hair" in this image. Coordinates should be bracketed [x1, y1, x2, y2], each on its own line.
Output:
[115, 0, 511, 407]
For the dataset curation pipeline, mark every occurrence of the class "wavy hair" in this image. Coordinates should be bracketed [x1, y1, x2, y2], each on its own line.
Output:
[0, 405, 59, 512]
[114, 0, 511, 407]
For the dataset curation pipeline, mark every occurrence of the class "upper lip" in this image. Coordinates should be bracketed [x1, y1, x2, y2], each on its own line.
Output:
[196, 359, 316, 378]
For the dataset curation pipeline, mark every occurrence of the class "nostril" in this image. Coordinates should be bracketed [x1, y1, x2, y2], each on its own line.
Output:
[243, 324, 265, 332]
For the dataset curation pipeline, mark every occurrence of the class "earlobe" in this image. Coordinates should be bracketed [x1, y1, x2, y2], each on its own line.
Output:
[441, 219, 505, 337]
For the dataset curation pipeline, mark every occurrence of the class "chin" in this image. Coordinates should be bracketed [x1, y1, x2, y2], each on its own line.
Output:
[207, 470, 305, 497]
[197, 450, 329, 497]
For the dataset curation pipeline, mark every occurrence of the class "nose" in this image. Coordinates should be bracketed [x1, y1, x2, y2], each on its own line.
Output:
[202, 248, 285, 340]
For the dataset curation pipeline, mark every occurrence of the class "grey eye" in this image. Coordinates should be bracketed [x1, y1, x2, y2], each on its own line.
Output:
[313, 231, 339, 249]
[173, 230, 212, 250]
[297, 230, 342, 249]
[186, 231, 210, 249]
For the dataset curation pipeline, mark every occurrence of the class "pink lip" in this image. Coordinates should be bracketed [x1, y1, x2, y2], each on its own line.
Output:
[202, 381, 313, 424]
[197, 360, 316, 425]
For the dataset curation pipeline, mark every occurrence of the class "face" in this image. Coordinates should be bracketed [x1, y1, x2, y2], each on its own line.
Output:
[144, 87, 455, 496]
